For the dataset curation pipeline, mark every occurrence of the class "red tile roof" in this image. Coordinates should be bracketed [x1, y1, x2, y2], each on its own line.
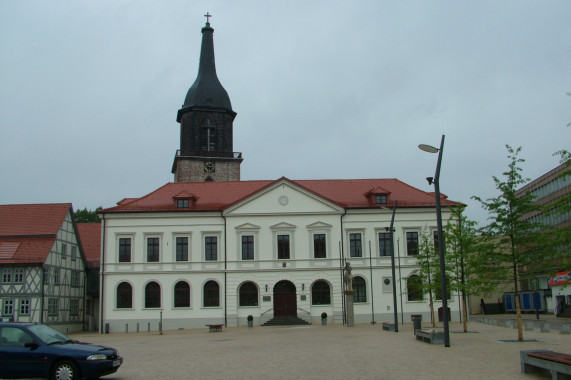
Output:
[0, 203, 72, 237]
[101, 178, 462, 214]
[76, 223, 101, 267]
[0, 203, 72, 264]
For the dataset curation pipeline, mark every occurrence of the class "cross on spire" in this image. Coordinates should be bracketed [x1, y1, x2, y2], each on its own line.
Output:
[204, 12, 212, 25]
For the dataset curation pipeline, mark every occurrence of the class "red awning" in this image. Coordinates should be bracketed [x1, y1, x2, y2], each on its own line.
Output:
[548, 271, 571, 287]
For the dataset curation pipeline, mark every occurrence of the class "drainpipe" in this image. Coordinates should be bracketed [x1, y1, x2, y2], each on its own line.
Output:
[99, 214, 106, 333]
[339, 210, 347, 324]
[222, 212, 227, 327]
[40, 265, 45, 324]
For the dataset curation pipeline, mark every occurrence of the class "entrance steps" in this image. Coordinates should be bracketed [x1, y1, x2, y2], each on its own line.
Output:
[262, 316, 311, 326]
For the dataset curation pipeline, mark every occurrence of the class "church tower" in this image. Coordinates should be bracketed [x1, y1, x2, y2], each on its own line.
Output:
[172, 15, 242, 182]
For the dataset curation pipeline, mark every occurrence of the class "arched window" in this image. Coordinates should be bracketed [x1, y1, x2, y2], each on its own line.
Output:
[204, 280, 220, 307]
[174, 281, 190, 308]
[407, 275, 423, 301]
[116, 282, 132, 309]
[239, 282, 258, 307]
[353, 276, 366, 303]
[311, 280, 331, 305]
[145, 281, 161, 308]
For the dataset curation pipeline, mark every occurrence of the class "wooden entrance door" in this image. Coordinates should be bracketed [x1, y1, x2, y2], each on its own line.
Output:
[273, 280, 297, 317]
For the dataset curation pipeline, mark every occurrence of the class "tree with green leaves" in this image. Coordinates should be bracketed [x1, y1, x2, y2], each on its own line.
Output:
[472, 145, 547, 341]
[444, 205, 488, 332]
[74, 207, 102, 223]
[412, 226, 440, 327]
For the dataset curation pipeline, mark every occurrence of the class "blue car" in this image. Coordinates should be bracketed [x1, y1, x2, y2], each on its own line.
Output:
[0, 322, 123, 380]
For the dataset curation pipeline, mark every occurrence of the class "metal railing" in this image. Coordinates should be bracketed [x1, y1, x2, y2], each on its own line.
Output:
[175, 150, 242, 159]
[259, 308, 274, 326]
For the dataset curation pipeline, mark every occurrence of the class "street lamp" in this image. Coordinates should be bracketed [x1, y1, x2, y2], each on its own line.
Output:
[418, 134, 450, 347]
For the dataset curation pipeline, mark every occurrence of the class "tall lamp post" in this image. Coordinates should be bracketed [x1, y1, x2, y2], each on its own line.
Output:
[418, 134, 450, 347]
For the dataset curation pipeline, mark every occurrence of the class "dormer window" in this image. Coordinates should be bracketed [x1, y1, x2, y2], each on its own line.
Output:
[173, 191, 197, 209]
[375, 195, 387, 204]
[365, 186, 390, 205]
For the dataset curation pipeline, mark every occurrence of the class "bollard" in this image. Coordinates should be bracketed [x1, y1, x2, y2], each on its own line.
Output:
[148, 322, 151, 332]
[105, 323, 109, 334]
[125, 324, 128, 333]
[137, 323, 140, 333]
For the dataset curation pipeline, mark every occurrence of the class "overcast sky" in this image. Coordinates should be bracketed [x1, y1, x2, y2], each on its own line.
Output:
[1, 1, 569, 226]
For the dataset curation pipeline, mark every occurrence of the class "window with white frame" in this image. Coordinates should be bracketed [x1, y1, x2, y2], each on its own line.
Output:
[14, 268, 24, 284]
[71, 271, 81, 287]
[204, 235, 218, 261]
[48, 298, 59, 316]
[313, 234, 326, 258]
[118, 237, 132, 263]
[277, 235, 290, 259]
[43, 268, 49, 284]
[146, 237, 160, 262]
[53, 269, 60, 285]
[175, 236, 189, 262]
[19, 299, 30, 315]
[349, 233, 362, 258]
[70, 299, 80, 316]
[379, 232, 392, 257]
[241, 235, 254, 260]
[2, 268, 12, 283]
[271, 223, 296, 260]
[2, 299, 14, 316]
[406, 231, 419, 256]
[71, 246, 77, 261]
[62, 243, 67, 259]
[353, 276, 367, 302]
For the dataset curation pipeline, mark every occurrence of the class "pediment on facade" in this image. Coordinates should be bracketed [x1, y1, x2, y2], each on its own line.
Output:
[223, 179, 344, 216]
[270, 222, 297, 230]
[306, 221, 333, 229]
[235, 223, 260, 230]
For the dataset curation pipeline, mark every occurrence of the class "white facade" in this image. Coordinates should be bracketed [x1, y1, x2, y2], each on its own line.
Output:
[100, 180, 459, 332]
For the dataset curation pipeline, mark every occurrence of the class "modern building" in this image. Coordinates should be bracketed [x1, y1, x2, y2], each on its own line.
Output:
[516, 161, 570, 316]
[98, 19, 463, 332]
[0, 204, 87, 333]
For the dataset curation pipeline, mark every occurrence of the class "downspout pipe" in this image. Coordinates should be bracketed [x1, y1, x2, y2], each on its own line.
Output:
[339, 209, 347, 324]
[222, 212, 227, 327]
[99, 214, 106, 333]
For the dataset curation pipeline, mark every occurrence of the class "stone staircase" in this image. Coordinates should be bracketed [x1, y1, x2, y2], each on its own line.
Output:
[262, 316, 311, 326]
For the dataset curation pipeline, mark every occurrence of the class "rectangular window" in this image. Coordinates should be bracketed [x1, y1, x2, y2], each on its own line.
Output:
[375, 195, 387, 204]
[241, 235, 254, 260]
[2, 299, 14, 316]
[177, 199, 189, 208]
[119, 238, 131, 263]
[379, 233, 392, 257]
[71, 246, 77, 261]
[176, 237, 189, 261]
[349, 233, 362, 258]
[71, 271, 80, 287]
[147, 237, 160, 262]
[13, 269, 24, 284]
[62, 243, 67, 259]
[53, 269, 60, 285]
[277, 235, 290, 259]
[43, 268, 50, 285]
[48, 299, 59, 316]
[313, 234, 326, 258]
[205, 236, 217, 261]
[20, 299, 30, 316]
[70, 299, 79, 316]
[406, 232, 419, 256]
[2, 268, 12, 283]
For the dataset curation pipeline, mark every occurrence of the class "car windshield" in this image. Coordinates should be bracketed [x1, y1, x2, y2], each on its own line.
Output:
[27, 324, 71, 345]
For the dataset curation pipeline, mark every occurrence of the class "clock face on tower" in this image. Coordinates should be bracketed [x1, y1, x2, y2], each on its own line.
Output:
[204, 161, 215, 173]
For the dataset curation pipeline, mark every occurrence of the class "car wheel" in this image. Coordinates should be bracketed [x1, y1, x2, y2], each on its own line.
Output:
[51, 360, 79, 380]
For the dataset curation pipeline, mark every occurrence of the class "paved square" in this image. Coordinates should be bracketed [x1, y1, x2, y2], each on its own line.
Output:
[70, 321, 569, 379]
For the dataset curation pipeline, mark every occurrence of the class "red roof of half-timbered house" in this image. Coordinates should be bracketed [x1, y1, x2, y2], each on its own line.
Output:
[76, 223, 101, 268]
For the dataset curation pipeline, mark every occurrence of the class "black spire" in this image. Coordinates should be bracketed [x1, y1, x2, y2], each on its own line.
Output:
[177, 15, 233, 122]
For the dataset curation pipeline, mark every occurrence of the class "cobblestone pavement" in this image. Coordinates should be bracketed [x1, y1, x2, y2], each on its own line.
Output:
[68, 320, 570, 380]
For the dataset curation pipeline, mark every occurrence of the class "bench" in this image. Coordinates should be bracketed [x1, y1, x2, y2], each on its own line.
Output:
[206, 324, 223, 333]
[520, 350, 571, 379]
[382, 322, 395, 331]
[415, 329, 444, 345]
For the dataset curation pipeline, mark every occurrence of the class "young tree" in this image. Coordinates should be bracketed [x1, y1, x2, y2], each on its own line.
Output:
[74, 207, 102, 223]
[413, 226, 440, 327]
[444, 205, 489, 332]
[472, 145, 546, 341]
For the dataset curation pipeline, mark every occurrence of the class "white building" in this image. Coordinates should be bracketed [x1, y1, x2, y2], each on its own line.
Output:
[99, 18, 463, 332]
